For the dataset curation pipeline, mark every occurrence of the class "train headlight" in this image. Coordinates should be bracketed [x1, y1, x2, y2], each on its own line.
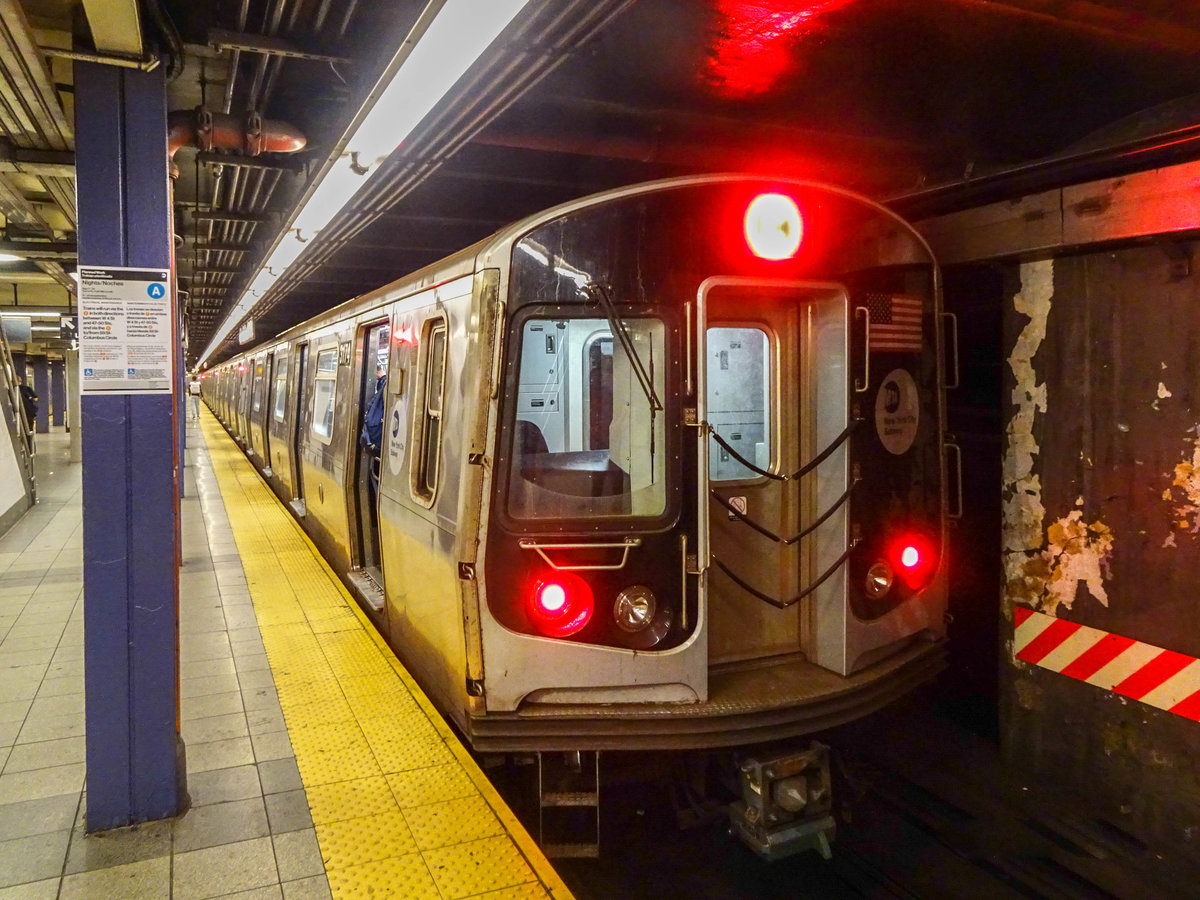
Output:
[744, 193, 803, 260]
[528, 573, 593, 637]
[612, 585, 673, 648]
[864, 562, 893, 599]
[613, 586, 657, 632]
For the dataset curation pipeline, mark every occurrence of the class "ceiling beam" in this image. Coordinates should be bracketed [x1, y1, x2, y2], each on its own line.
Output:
[0, 143, 74, 178]
[207, 29, 354, 65]
[80, 0, 143, 57]
[944, 0, 1200, 55]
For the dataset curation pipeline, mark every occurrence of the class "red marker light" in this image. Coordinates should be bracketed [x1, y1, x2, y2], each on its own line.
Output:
[745, 192, 803, 260]
[891, 534, 935, 591]
[537, 582, 567, 613]
[528, 573, 594, 637]
[237, 364, 246, 372]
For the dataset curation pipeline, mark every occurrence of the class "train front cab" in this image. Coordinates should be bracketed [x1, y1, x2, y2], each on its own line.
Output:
[474, 178, 952, 745]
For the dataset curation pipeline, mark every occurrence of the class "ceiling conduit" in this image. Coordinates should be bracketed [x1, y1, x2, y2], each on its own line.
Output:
[168, 107, 306, 162]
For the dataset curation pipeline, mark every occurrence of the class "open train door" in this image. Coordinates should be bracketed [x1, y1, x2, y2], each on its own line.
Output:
[696, 277, 852, 670]
[696, 276, 943, 676]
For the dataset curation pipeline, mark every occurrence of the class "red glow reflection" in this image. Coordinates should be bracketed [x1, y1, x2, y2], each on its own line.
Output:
[707, 1, 857, 98]
[393, 324, 416, 346]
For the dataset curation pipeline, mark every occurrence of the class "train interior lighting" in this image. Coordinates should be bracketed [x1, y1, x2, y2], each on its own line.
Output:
[744, 192, 803, 259]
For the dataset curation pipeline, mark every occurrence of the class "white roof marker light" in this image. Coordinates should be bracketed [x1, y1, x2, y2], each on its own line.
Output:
[198, 0, 533, 367]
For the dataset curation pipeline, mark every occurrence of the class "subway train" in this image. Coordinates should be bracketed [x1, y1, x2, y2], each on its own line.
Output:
[203, 174, 957, 857]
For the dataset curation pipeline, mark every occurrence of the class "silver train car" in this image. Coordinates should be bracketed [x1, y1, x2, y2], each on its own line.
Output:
[204, 175, 955, 855]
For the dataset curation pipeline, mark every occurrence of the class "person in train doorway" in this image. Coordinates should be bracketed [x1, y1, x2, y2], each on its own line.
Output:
[17, 378, 37, 428]
[360, 362, 387, 510]
[188, 377, 202, 420]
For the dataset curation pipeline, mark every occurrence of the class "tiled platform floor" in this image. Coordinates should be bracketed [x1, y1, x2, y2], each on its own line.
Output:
[0, 415, 568, 899]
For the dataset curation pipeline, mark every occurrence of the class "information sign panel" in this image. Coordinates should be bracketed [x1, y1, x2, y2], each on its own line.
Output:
[79, 266, 173, 394]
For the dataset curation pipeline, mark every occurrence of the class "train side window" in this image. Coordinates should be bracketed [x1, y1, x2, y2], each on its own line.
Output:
[311, 347, 338, 441]
[707, 326, 772, 481]
[412, 318, 447, 503]
[251, 360, 266, 412]
[272, 354, 288, 422]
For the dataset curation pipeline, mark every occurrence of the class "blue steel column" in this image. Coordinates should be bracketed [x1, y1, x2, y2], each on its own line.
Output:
[31, 356, 48, 432]
[77, 60, 186, 830]
[49, 359, 64, 426]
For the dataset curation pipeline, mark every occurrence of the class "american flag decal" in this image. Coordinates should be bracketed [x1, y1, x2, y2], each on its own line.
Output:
[864, 293, 923, 353]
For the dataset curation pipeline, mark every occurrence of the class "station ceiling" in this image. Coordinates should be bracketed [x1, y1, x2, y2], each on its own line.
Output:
[3, 1, 1200, 366]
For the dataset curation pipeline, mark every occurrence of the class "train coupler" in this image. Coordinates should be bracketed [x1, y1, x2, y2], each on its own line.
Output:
[728, 741, 836, 861]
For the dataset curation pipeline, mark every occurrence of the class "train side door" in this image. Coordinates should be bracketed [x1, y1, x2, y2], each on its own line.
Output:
[290, 343, 309, 512]
[351, 320, 390, 580]
[697, 278, 849, 665]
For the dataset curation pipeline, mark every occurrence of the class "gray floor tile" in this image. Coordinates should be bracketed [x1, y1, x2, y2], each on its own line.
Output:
[212, 887, 283, 900]
[247, 707, 287, 736]
[182, 672, 243, 699]
[187, 737, 256, 774]
[257, 759, 302, 796]
[250, 729, 294, 763]
[185, 656, 239, 679]
[0, 830, 71, 887]
[238, 668, 279, 692]
[60, 854, 170, 898]
[16, 712, 84, 744]
[0, 701, 29, 725]
[0, 878, 59, 899]
[0, 763, 84, 804]
[264, 791, 312, 836]
[271, 829, 323, 882]
[173, 797, 269, 853]
[187, 765, 263, 808]
[182, 691, 244, 721]
[173, 835, 278, 900]
[27, 693, 84, 720]
[33, 677, 80, 699]
[281, 875, 332, 900]
[63, 817, 173, 876]
[4, 737, 85, 773]
[0, 794, 78, 842]
[182, 712, 250, 744]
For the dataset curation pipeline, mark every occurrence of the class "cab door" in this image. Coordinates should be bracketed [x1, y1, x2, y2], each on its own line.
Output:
[697, 277, 850, 665]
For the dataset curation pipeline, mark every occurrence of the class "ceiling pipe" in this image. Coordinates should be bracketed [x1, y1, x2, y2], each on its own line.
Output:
[168, 107, 306, 161]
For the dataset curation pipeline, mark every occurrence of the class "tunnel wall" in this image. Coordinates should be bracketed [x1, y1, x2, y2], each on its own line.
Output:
[999, 247, 1200, 852]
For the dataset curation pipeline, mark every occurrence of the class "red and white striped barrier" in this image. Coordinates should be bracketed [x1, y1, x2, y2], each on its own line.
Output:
[1013, 606, 1200, 722]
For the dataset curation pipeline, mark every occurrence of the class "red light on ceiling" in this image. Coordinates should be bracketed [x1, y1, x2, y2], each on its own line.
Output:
[528, 573, 594, 637]
[745, 193, 803, 259]
[891, 534, 936, 591]
[706, 1, 859, 99]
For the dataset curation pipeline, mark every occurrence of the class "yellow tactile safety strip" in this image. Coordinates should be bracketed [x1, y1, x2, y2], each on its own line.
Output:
[198, 411, 574, 900]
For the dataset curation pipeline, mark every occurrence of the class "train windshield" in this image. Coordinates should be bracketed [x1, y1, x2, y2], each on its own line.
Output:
[507, 316, 667, 520]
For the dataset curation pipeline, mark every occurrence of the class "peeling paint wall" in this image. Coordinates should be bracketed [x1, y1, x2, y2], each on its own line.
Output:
[1001, 261, 1115, 618]
[998, 243, 1200, 850]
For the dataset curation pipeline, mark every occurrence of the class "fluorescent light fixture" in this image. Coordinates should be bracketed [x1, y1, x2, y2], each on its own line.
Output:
[197, 0, 532, 367]
[0, 253, 21, 262]
[0, 310, 65, 318]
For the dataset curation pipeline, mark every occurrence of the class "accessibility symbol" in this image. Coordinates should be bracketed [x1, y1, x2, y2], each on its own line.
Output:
[147, 283, 166, 299]
[84, 368, 94, 377]
[127, 368, 136, 376]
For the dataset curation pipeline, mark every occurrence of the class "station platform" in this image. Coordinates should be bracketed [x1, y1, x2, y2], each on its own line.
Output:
[0, 415, 572, 899]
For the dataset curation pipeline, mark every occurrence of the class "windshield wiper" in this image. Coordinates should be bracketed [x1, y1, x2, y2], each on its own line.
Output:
[581, 282, 663, 414]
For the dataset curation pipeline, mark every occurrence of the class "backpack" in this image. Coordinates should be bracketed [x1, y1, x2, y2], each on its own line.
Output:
[360, 377, 386, 451]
